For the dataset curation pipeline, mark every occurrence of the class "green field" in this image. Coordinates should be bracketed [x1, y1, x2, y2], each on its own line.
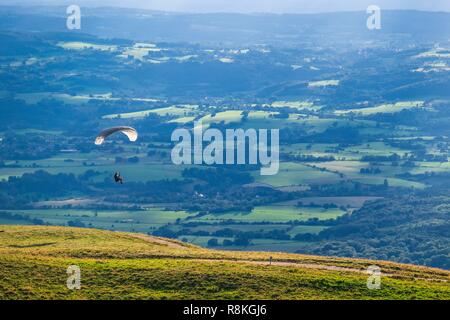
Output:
[416, 48, 450, 59]
[1, 226, 449, 300]
[57, 41, 117, 51]
[0, 208, 191, 233]
[118, 43, 165, 61]
[15, 92, 161, 105]
[308, 80, 340, 88]
[313, 161, 427, 189]
[193, 205, 346, 223]
[200, 110, 243, 126]
[103, 105, 197, 119]
[270, 101, 321, 111]
[254, 162, 342, 187]
[336, 101, 426, 115]
[287, 225, 328, 236]
[168, 116, 196, 124]
[0, 163, 186, 182]
[283, 142, 411, 161]
[17, 92, 116, 105]
[285, 196, 382, 208]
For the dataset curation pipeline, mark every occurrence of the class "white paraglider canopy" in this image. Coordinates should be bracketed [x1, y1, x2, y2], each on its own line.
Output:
[95, 126, 138, 145]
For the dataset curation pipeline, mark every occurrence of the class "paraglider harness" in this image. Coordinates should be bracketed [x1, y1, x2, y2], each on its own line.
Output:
[114, 172, 123, 184]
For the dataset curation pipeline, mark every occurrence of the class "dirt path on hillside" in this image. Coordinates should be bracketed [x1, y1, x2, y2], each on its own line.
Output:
[126, 234, 448, 282]
[127, 234, 373, 273]
[190, 259, 450, 282]
[127, 233, 189, 250]
[192, 258, 373, 274]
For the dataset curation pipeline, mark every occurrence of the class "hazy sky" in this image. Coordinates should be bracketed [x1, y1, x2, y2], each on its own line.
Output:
[4, 0, 450, 13]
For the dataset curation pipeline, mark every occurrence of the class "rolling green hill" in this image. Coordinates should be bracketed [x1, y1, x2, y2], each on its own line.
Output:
[0, 225, 449, 300]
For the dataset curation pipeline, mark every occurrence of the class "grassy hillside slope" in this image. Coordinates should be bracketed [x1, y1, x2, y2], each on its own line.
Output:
[0, 225, 449, 300]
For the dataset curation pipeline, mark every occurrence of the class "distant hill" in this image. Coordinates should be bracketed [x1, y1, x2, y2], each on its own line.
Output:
[297, 194, 450, 270]
[0, 225, 449, 299]
[0, 6, 450, 45]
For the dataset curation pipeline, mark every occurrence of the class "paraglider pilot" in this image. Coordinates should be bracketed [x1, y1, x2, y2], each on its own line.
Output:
[94, 126, 137, 186]
[114, 172, 123, 184]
